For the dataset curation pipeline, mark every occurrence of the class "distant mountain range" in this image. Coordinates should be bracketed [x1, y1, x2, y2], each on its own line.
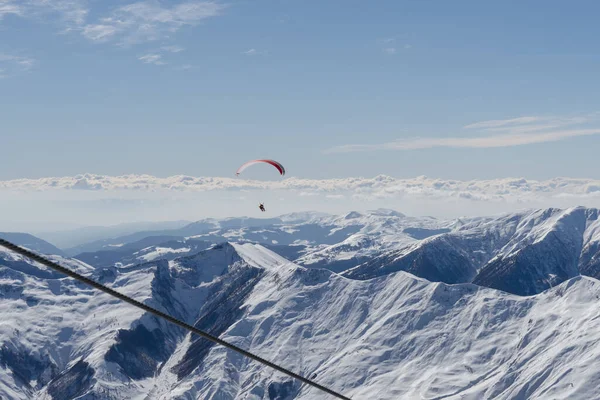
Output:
[0, 232, 66, 256]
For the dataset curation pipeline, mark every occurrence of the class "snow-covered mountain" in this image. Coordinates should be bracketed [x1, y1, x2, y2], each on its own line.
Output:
[2, 241, 600, 399]
[70, 209, 457, 274]
[344, 206, 600, 295]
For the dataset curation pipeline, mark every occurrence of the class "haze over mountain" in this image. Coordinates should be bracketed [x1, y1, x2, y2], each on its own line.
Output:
[34, 220, 192, 250]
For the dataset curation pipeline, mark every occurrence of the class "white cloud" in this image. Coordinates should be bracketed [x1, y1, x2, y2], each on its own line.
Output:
[82, 1, 224, 46]
[138, 53, 165, 65]
[161, 45, 184, 53]
[328, 128, 600, 153]
[2, 1, 224, 71]
[33, 0, 89, 25]
[0, 0, 88, 25]
[242, 48, 266, 56]
[2, 0, 224, 41]
[379, 37, 410, 54]
[177, 63, 192, 69]
[464, 116, 542, 130]
[135, 44, 185, 65]
[0, 53, 35, 77]
[82, 23, 117, 41]
[326, 114, 600, 153]
[0, 1, 23, 19]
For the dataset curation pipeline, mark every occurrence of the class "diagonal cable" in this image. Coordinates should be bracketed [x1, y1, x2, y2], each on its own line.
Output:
[0, 238, 351, 400]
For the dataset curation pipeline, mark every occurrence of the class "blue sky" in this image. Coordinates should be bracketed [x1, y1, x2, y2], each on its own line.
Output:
[2, 0, 600, 182]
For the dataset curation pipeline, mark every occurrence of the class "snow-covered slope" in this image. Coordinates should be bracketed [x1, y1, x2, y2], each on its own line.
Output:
[0, 242, 283, 399]
[170, 261, 600, 400]
[0, 248, 139, 400]
[344, 207, 600, 295]
[472, 207, 593, 295]
[293, 210, 455, 273]
[3, 241, 600, 399]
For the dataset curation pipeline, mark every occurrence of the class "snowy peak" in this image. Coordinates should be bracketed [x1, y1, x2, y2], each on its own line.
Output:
[343, 211, 363, 220]
[169, 242, 290, 287]
[473, 207, 593, 295]
[230, 242, 293, 270]
[342, 234, 478, 284]
[343, 207, 600, 296]
[366, 208, 406, 218]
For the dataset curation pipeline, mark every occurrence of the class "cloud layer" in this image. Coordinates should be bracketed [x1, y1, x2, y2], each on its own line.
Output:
[4, 173, 600, 202]
[3, 174, 600, 230]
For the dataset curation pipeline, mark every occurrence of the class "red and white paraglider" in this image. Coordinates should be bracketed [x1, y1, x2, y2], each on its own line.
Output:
[235, 159, 285, 212]
[235, 159, 285, 177]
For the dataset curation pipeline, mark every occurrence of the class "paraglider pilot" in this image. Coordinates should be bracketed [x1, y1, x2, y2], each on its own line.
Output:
[259, 203, 266, 212]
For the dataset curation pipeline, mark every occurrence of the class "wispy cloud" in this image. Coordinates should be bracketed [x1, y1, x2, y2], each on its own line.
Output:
[0, 1, 23, 19]
[242, 48, 266, 56]
[81, 24, 117, 42]
[463, 116, 542, 130]
[326, 114, 600, 153]
[0, 0, 88, 25]
[161, 45, 184, 53]
[378, 37, 410, 55]
[174, 63, 193, 70]
[1, 1, 223, 68]
[276, 14, 290, 23]
[138, 53, 165, 65]
[82, 1, 225, 46]
[0, 54, 34, 70]
[137, 45, 186, 65]
[0, 53, 35, 78]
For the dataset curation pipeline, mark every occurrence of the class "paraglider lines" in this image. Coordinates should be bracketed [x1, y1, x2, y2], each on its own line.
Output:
[0, 238, 351, 400]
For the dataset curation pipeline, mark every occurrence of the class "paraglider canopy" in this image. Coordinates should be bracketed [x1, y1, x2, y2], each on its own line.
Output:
[235, 159, 285, 176]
